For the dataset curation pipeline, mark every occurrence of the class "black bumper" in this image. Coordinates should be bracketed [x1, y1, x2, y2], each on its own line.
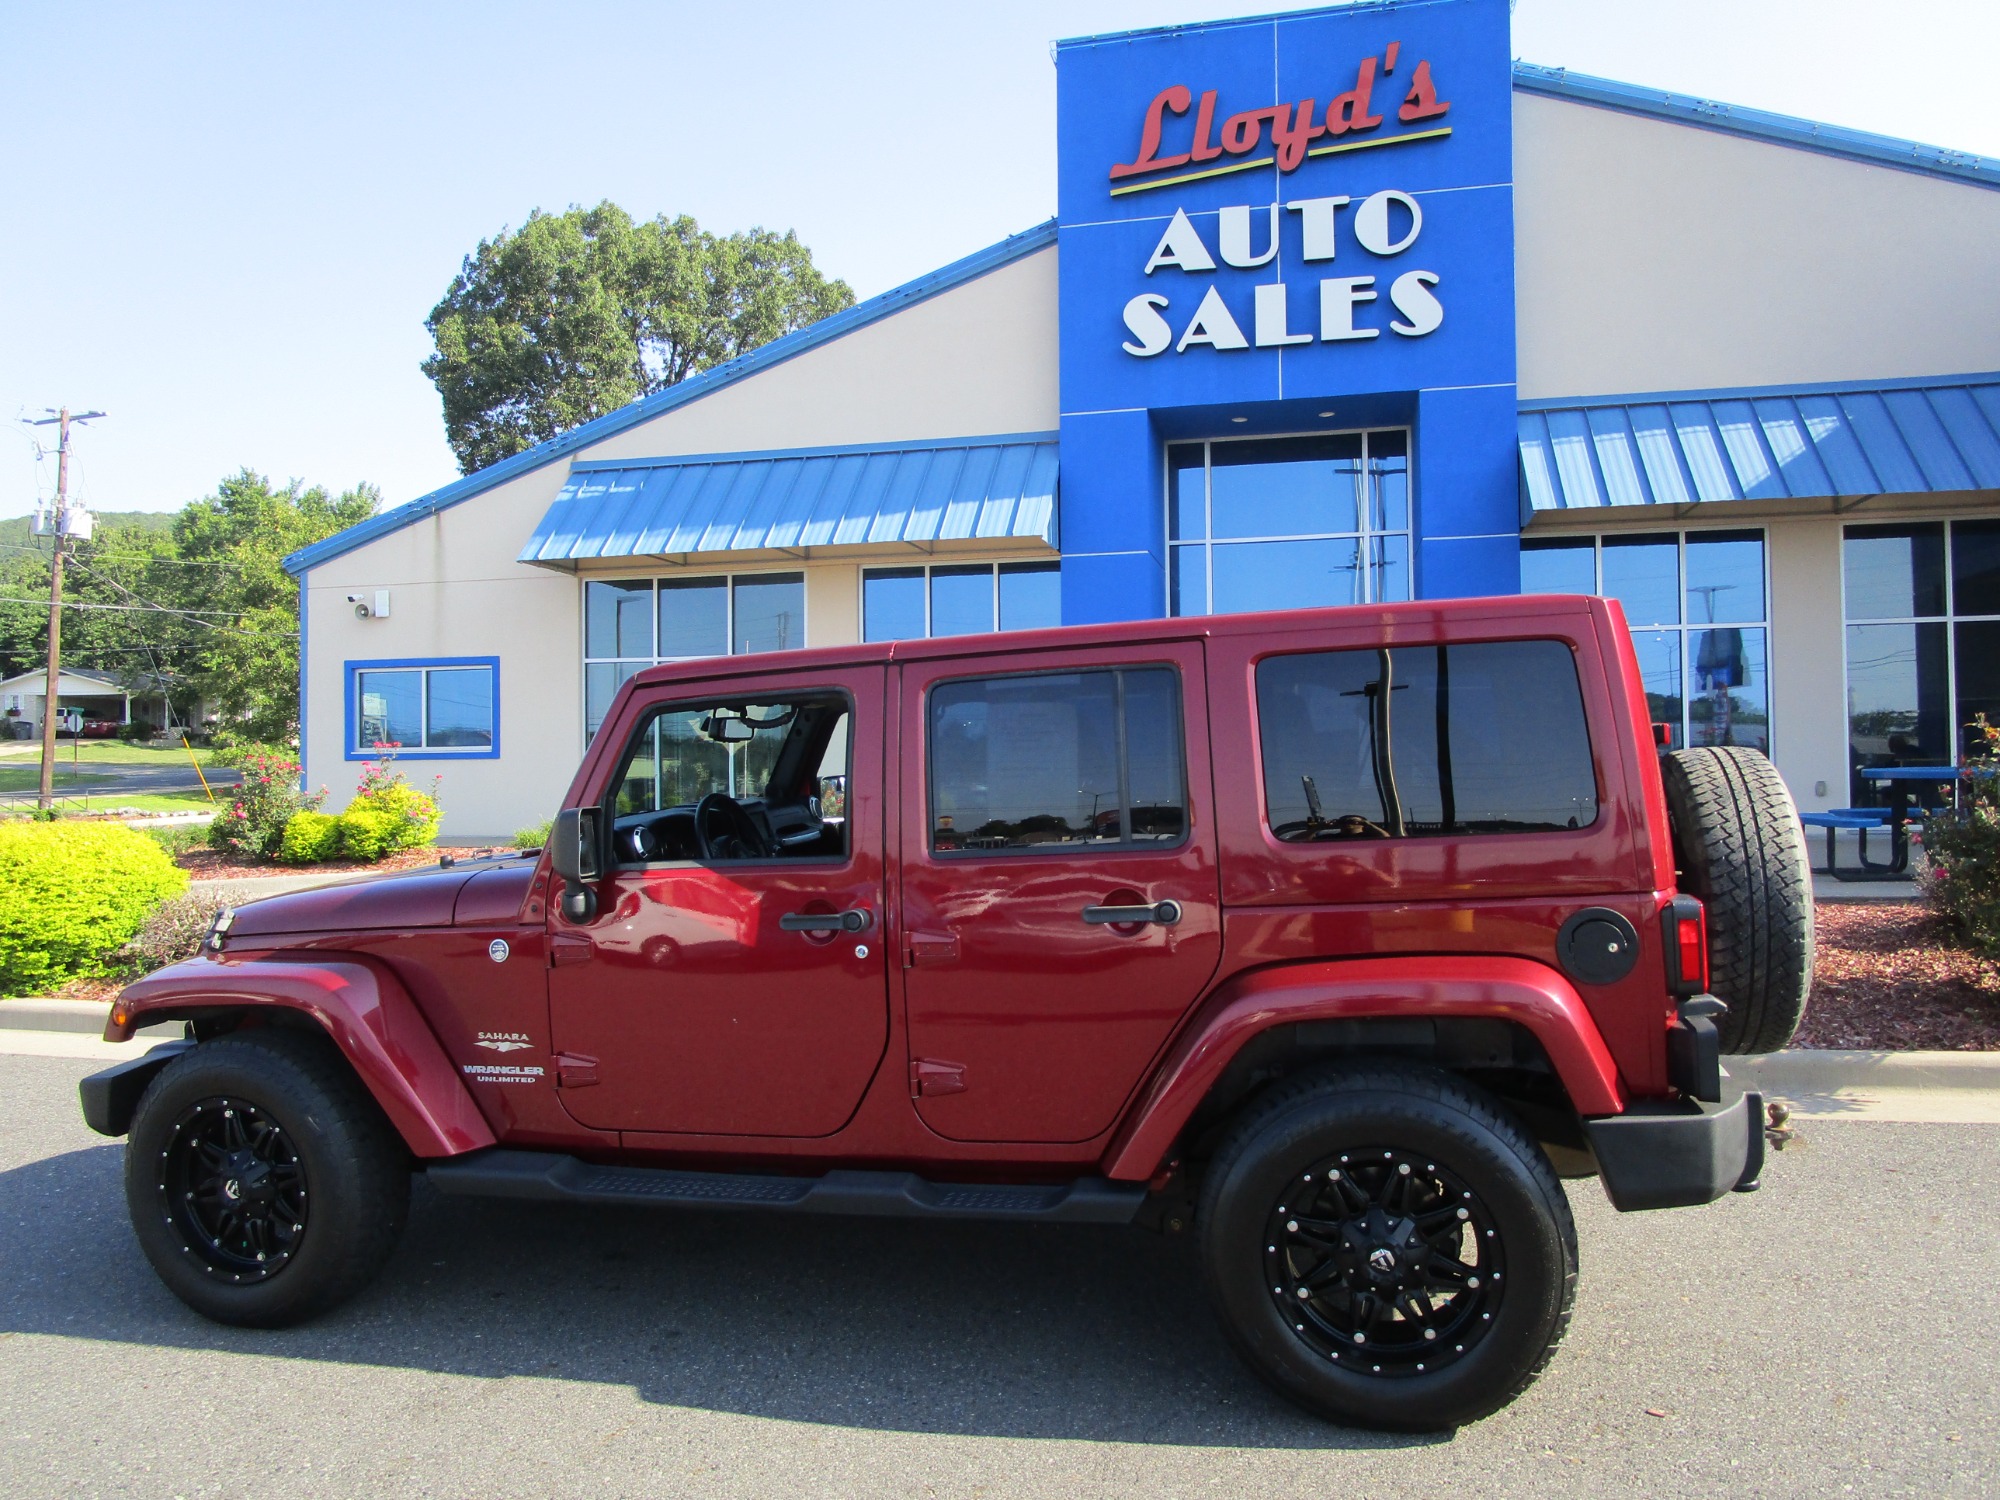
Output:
[78, 1041, 193, 1138]
[1584, 1090, 1765, 1212]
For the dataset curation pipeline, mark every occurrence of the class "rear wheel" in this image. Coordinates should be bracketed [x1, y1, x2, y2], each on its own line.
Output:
[125, 1030, 409, 1327]
[1662, 745, 1814, 1053]
[1198, 1064, 1576, 1431]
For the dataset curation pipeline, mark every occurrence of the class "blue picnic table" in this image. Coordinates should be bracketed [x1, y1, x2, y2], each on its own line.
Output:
[1812, 765, 1979, 880]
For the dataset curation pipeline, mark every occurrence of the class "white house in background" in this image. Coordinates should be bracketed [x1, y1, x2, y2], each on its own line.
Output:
[0, 668, 174, 739]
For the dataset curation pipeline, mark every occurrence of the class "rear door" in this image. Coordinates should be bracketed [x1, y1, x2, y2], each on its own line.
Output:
[897, 642, 1221, 1143]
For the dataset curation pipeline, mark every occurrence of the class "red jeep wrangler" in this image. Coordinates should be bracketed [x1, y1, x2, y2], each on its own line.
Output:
[83, 597, 1812, 1430]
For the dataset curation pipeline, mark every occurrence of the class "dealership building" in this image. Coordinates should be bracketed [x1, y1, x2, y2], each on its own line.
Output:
[285, 0, 2000, 840]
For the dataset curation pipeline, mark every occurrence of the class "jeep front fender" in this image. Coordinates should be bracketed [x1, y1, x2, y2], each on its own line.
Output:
[109, 956, 496, 1158]
[1102, 956, 1627, 1182]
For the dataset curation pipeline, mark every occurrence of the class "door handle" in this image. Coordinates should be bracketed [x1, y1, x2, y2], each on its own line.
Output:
[779, 909, 873, 934]
[1082, 900, 1183, 926]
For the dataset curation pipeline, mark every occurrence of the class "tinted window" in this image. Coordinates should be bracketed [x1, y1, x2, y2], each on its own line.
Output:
[929, 667, 1186, 854]
[1601, 534, 1680, 626]
[732, 574, 804, 654]
[1257, 641, 1597, 840]
[863, 567, 925, 642]
[1520, 538, 1594, 595]
[998, 563, 1061, 631]
[1845, 522, 1946, 619]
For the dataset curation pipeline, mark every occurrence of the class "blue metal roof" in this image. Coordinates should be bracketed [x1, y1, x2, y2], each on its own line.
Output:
[518, 434, 1060, 566]
[1512, 64, 2000, 192]
[283, 220, 1060, 577]
[1518, 374, 2000, 514]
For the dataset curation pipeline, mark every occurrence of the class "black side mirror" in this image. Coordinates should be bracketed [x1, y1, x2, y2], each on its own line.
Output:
[550, 807, 601, 923]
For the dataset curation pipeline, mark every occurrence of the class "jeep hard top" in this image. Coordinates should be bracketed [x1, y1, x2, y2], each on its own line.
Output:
[84, 595, 1813, 1430]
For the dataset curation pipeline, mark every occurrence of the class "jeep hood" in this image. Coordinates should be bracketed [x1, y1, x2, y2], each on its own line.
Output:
[225, 857, 527, 938]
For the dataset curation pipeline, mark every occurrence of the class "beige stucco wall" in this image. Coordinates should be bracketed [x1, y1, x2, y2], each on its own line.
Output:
[1514, 93, 2000, 400]
[302, 246, 1060, 838]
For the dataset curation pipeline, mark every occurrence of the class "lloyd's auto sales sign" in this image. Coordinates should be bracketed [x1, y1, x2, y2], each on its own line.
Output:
[1054, 0, 1516, 413]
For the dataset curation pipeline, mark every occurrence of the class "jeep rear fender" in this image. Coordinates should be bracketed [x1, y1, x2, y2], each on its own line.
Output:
[1102, 956, 1627, 1182]
[109, 956, 495, 1158]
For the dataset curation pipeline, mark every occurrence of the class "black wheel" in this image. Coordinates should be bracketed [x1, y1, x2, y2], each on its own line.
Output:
[1198, 1064, 1576, 1431]
[1662, 746, 1814, 1054]
[125, 1030, 410, 1327]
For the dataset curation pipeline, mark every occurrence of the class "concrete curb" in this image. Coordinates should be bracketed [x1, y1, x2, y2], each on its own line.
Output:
[1730, 1049, 2000, 1094]
[0, 999, 179, 1036]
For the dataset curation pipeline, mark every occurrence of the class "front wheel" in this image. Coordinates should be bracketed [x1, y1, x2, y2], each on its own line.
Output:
[1198, 1064, 1577, 1431]
[125, 1030, 410, 1327]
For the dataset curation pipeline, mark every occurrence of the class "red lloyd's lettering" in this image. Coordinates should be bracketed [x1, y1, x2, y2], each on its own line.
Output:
[1106, 47, 1450, 184]
[1111, 85, 1193, 180]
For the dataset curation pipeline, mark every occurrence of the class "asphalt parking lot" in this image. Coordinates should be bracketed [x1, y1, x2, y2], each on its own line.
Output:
[2, 1051, 1994, 1499]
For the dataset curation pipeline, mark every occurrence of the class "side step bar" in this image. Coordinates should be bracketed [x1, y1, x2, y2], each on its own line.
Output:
[426, 1149, 1146, 1225]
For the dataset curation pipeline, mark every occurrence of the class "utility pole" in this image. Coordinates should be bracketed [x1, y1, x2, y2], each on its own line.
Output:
[22, 407, 104, 810]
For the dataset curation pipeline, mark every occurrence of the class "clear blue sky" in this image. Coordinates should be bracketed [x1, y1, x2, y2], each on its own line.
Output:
[5, 0, 1995, 520]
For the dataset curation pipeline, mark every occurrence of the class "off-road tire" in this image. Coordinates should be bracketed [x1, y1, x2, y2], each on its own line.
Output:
[1197, 1063, 1577, 1431]
[1661, 746, 1814, 1054]
[125, 1029, 410, 1327]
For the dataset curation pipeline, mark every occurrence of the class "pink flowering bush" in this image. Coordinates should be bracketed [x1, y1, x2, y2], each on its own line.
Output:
[1919, 713, 2000, 957]
[335, 745, 442, 859]
[207, 747, 327, 858]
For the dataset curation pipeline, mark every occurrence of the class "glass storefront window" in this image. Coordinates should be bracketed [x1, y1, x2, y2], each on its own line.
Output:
[582, 572, 806, 739]
[1169, 429, 1411, 615]
[861, 562, 1061, 643]
[1521, 528, 1770, 754]
[1844, 520, 2000, 799]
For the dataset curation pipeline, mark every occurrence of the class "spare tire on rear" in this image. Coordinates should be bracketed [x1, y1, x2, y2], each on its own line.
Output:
[1660, 746, 1814, 1054]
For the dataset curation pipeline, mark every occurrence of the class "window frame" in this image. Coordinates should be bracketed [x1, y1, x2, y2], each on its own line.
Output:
[1250, 637, 1603, 844]
[1520, 525, 1774, 755]
[1166, 426, 1414, 616]
[860, 559, 1063, 642]
[580, 569, 809, 738]
[923, 662, 1192, 860]
[344, 656, 500, 761]
[601, 687, 857, 870]
[1839, 515, 2000, 795]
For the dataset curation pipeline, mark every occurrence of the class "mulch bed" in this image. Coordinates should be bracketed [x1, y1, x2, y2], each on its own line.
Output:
[1795, 902, 2000, 1051]
[174, 846, 513, 881]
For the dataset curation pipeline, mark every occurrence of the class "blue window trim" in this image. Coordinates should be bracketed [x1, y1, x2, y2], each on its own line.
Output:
[344, 656, 500, 762]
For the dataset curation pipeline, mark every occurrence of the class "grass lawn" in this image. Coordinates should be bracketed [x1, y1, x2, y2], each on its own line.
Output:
[0, 790, 217, 816]
[0, 766, 116, 793]
[0, 740, 215, 766]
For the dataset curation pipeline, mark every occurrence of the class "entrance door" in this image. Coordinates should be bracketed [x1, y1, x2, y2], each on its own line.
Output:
[548, 666, 888, 1136]
[898, 643, 1222, 1143]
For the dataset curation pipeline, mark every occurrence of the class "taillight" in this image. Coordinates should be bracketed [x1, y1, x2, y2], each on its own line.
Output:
[1661, 894, 1708, 996]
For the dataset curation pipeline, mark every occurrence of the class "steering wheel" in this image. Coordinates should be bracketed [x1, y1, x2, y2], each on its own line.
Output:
[693, 793, 769, 860]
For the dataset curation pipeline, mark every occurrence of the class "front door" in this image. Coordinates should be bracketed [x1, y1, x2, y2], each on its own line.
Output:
[548, 666, 888, 1136]
[898, 642, 1222, 1143]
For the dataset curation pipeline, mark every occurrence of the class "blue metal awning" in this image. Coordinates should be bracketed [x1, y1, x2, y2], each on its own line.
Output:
[519, 433, 1059, 566]
[1518, 376, 2000, 514]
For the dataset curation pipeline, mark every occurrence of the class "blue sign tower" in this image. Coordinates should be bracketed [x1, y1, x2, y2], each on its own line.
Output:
[1054, 0, 1518, 622]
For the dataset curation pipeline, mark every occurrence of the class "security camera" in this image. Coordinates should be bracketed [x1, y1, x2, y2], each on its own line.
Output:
[346, 594, 373, 620]
[344, 590, 391, 620]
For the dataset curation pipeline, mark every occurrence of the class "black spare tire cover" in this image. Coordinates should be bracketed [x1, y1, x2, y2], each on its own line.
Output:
[1660, 746, 1814, 1054]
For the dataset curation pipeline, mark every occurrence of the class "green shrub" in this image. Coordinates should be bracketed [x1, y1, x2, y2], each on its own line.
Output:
[1921, 717, 2000, 957]
[208, 748, 325, 858]
[118, 890, 228, 975]
[0, 822, 190, 996]
[336, 806, 400, 861]
[513, 817, 552, 850]
[348, 753, 442, 852]
[142, 822, 209, 858]
[275, 810, 342, 865]
[117, 720, 156, 743]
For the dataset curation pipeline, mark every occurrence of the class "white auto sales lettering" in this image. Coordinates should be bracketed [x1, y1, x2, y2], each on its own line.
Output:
[461, 1063, 545, 1085]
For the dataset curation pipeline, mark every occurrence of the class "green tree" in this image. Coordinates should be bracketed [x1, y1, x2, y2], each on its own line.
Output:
[0, 471, 376, 742]
[422, 202, 854, 473]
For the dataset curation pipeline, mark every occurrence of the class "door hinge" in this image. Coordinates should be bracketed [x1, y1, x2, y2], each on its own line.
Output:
[905, 931, 960, 968]
[549, 934, 594, 968]
[909, 1058, 967, 1098]
[554, 1052, 600, 1089]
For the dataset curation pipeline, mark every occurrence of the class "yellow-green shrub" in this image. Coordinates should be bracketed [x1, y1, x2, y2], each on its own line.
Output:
[349, 756, 442, 852]
[336, 806, 400, 861]
[0, 822, 190, 996]
[275, 810, 341, 865]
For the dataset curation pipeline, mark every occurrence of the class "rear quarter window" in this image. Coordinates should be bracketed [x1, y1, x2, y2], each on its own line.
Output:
[1256, 639, 1598, 841]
